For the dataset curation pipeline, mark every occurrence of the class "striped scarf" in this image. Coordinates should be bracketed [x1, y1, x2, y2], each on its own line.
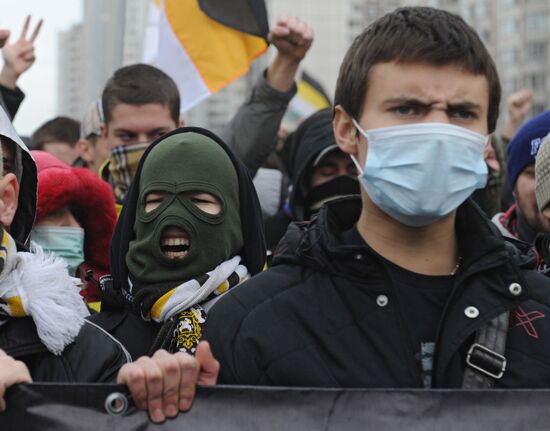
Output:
[0, 228, 89, 354]
[146, 256, 248, 354]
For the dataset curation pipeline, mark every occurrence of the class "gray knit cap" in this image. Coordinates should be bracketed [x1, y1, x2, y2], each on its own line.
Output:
[535, 132, 550, 211]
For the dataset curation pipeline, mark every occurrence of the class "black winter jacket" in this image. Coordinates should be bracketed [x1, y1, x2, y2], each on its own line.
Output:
[204, 197, 550, 388]
[0, 317, 130, 382]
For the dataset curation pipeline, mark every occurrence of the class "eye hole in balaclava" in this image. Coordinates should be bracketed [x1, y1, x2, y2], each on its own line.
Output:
[126, 132, 244, 285]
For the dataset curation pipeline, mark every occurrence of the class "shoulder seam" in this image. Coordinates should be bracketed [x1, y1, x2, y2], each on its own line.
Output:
[84, 320, 132, 363]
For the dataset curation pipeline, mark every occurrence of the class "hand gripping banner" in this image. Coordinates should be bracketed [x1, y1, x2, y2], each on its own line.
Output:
[2, 384, 550, 430]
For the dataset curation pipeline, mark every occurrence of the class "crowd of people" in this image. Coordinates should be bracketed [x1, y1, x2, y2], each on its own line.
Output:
[2, 6, 550, 424]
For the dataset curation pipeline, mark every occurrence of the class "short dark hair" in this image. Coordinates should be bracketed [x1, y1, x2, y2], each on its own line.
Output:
[31, 116, 80, 150]
[334, 7, 501, 133]
[101, 63, 180, 125]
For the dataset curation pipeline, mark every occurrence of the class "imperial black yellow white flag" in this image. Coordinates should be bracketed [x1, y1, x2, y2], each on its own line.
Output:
[144, 0, 269, 112]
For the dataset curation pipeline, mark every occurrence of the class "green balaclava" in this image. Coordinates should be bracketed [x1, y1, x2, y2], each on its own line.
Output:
[126, 132, 244, 285]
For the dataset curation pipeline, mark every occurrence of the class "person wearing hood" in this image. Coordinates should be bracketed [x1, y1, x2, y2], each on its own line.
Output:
[264, 108, 359, 251]
[0, 107, 128, 381]
[0, 110, 221, 424]
[30, 150, 116, 305]
[91, 127, 266, 360]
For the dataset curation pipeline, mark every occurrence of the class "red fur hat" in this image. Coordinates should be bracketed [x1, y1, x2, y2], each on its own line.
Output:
[32, 151, 116, 272]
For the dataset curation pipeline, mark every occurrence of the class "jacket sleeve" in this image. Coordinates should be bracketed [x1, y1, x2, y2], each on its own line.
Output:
[68, 320, 132, 383]
[0, 84, 25, 120]
[204, 287, 270, 385]
[221, 70, 297, 175]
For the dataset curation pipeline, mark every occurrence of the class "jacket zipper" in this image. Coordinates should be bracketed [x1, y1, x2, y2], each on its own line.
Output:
[378, 263, 425, 387]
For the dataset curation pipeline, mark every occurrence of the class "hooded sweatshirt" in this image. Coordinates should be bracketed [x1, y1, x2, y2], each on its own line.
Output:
[264, 108, 359, 250]
[91, 127, 266, 359]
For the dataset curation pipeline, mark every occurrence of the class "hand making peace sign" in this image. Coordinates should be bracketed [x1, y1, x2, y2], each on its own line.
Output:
[1, 15, 43, 89]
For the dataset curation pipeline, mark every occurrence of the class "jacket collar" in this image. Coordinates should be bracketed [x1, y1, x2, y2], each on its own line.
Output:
[278, 196, 527, 281]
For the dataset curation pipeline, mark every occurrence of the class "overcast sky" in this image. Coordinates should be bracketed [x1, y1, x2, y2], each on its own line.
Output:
[1, 0, 82, 136]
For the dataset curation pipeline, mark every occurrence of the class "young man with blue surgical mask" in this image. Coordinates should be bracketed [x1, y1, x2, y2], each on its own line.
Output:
[200, 7, 550, 389]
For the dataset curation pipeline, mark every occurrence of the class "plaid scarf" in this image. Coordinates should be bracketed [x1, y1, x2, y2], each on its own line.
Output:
[0, 228, 89, 354]
[108, 142, 149, 203]
[144, 256, 249, 354]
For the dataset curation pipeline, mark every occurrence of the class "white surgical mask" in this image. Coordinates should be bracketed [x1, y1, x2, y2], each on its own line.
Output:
[351, 120, 488, 227]
[31, 226, 85, 276]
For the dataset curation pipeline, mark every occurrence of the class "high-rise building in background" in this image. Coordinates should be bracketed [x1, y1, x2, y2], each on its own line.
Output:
[57, 23, 84, 120]
[58, 0, 550, 130]
[57, 0, 148, 121]
[494, 0, 549, 115]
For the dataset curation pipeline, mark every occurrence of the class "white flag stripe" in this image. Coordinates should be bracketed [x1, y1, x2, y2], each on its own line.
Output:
[156, 6, 211, 112]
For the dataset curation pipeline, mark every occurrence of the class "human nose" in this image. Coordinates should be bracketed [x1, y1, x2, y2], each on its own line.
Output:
[136, 133, 149, 144]
[424, 107, 451, 124]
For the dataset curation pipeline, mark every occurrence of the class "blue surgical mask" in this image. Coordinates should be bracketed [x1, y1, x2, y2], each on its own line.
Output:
[350, 120, 488, 227]
[31, 226, 85, 276]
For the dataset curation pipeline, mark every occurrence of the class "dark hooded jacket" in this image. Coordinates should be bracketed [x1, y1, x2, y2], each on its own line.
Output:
[264, 108, 359, 251]
[91, 127, 266, 360]
[204, 196, 550, 388]
[0, 109, 130, 383]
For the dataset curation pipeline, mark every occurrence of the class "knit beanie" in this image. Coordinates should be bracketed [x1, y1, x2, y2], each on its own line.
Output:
[507, 110, 550, 189]
[535, 133, 550, 211]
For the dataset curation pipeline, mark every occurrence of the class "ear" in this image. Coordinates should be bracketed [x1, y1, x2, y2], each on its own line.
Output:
[483, 134, 501, 172]
[333, 105, 359, 156]
[100, 122, 108, 140]
[0, 173, 19, 228]
[76, 138, 93, 163]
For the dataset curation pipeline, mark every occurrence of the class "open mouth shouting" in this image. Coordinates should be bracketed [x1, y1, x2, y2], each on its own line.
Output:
[160, 226, 190, 260]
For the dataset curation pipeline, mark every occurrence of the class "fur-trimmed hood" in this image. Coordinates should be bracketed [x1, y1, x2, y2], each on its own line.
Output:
[32, 151, 116, 272]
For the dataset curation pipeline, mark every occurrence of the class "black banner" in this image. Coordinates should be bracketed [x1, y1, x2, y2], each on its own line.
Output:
[2, 384, 550, 430]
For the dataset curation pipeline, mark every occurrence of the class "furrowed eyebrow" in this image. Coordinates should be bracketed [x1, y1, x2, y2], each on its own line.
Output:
[447, 101, 482, 113]
[383, 97, 482, 114]
[382, 97, 431, 107]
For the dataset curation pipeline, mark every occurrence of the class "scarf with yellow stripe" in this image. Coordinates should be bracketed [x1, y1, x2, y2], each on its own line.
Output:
[0, 227, 89, 354]
[137, 255, 248, 354]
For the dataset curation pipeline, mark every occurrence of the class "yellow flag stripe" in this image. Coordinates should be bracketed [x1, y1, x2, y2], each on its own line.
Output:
[164, 0, 267, 93]
[297, 80, 331, 110]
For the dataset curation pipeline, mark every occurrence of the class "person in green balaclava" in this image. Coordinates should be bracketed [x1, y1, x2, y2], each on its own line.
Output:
[90, 127, 266, 360]
[126, 132, 244, 285]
